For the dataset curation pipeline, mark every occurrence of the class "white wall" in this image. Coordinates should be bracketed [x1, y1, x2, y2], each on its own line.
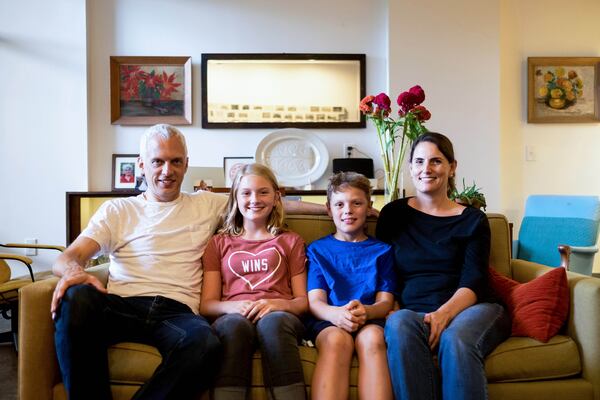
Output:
[0, 0, 88, 275]
[87, 0, 389, 191]
[389, 0, 600, 272]
[502, 0, 600, 272]
[506, 0, 600, 198]
[388, 0, 502, 209]
[499, 0, 525, 225]
[4, 0, 599, 275]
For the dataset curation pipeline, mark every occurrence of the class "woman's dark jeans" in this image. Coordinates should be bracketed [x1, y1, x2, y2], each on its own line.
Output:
[384, 303, 510, 400]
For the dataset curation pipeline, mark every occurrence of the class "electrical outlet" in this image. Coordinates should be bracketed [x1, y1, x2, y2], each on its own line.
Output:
[25, 238, 37, 256]
[525, 145, 536, 161]
[343, 143, 355, 158]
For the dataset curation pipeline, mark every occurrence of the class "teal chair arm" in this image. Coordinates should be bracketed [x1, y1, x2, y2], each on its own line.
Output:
[568, 245, 598, 276]
[569, 245, 599, 254]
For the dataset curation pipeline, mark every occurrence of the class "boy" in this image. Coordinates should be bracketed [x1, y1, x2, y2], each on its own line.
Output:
[306, 172, 396, 400]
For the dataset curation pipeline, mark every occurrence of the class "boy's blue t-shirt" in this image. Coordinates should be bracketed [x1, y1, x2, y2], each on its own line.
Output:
[307, 235, 397, 306]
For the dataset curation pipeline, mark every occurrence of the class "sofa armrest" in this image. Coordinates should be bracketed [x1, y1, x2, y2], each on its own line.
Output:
[18, 265, 109, 400]
[19, 277, 60, 400]
[511, 259, 600, 397]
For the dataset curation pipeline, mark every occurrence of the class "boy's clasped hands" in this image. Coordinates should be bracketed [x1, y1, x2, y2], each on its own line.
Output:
[330, 299, 368, 332]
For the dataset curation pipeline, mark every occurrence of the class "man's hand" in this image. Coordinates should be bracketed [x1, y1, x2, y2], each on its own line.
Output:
[50, 236, 103, 319]
[50, 265, 106, 320]
[367, 207, 380, 218]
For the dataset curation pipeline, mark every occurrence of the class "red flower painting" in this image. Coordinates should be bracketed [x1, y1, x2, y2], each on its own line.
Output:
[120, 66, 182, 102]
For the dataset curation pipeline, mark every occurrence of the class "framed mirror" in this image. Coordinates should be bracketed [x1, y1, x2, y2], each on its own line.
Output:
[201, 53, 366, 129]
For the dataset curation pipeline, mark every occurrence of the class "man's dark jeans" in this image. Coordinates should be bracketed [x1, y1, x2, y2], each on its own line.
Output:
[54, 284, 221, 400]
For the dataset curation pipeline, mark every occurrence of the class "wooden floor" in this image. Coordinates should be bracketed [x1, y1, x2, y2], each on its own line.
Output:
[0, 317, 17, 400]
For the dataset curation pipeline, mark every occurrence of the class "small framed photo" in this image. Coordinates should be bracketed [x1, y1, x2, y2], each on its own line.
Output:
[528, 57, 600, 123]
[112, 154, 143, 191]
[224, 157, 254, 187]
[110, 56, 192, 125]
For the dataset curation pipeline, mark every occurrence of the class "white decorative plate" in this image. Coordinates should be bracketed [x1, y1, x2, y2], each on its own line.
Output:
[255, 128, 329, 187]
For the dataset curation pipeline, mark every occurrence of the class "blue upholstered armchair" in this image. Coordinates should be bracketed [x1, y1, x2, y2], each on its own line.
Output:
[513, 195, 600, 275]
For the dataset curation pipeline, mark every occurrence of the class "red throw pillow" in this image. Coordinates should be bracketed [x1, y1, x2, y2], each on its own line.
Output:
[488, 266, 569, 342]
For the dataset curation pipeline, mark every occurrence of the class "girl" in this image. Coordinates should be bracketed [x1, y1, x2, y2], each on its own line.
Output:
[201, 163, 308, 400]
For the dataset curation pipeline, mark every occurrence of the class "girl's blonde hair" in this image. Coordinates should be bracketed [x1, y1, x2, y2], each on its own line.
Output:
[219, 163, 286, 236]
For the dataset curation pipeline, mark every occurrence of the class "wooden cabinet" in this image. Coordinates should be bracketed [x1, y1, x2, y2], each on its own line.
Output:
[66, 189, 385, 245]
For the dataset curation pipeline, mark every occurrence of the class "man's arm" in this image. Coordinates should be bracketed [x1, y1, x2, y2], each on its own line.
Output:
[282, 199, 327, 215]
[51, 236, 107, 317]
[52, 236, 100, 277]
[283, 198, 378, 217]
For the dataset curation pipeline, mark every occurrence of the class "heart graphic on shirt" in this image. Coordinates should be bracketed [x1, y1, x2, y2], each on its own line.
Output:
[227, 247, 281, 290]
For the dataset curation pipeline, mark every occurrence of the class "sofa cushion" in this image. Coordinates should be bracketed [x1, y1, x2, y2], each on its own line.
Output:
[108, 342, 161, 385]
[107, 342, 352, 390]
[485, 335, 581, 382]
[488, 266, 569, 342]
[107, 336, 582, 388]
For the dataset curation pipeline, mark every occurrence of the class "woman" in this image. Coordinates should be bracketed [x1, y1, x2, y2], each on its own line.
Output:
[376, 132, 510, 400]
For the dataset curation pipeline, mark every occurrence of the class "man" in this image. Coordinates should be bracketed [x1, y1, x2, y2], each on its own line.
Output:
[51, 124, 324, 400]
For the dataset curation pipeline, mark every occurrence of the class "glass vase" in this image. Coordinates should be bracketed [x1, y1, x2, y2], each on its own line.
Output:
[384, 171, 401, 204]
[382, 149, 408, 204]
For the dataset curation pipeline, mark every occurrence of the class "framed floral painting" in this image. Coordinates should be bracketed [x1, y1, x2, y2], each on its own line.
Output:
[527, 57, 600, 123]
[110, 56, 192, 125]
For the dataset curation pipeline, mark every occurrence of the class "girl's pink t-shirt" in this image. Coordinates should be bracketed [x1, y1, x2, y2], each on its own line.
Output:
[202, 231, 306, 301]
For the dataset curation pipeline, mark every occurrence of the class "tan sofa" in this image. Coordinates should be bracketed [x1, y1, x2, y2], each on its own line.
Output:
[19, 214, 600, 400]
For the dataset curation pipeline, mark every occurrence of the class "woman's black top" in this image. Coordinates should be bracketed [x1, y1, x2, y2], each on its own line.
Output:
[376, 197, 490, 313]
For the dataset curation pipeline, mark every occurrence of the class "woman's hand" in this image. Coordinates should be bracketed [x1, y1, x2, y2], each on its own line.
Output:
[424, 308, 453, 349]
[423, 287, 478, 349]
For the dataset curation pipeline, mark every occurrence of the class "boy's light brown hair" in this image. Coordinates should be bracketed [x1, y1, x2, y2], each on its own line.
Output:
[326, 171, 372, 205]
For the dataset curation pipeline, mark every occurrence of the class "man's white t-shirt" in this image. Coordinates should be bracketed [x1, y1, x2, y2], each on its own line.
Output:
[81, 191, 227, 314]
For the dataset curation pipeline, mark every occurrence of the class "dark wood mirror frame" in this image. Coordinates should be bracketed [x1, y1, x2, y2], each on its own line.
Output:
[201, 53, 366, 129]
